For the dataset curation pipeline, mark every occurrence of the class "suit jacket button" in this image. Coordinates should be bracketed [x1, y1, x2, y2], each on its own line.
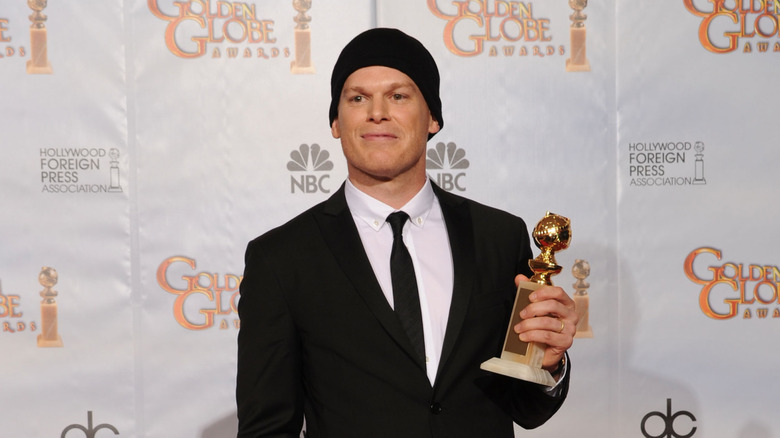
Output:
[430, 403, 443, 415]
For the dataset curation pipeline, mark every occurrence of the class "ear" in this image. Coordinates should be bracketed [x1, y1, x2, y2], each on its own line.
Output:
[428, 117, 440, 136]
[331, 119, 341, 139]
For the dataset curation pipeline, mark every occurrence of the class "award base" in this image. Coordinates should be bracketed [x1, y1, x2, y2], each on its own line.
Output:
[37, 333, 63, 348]
[290, 62, 315, 75]
[575, 327, 593, 338]
[37, 299, 63, 348]
[565, 58, 590, 72]
[290, 29, 315, 74]
[26, 59, 52, 75]
[574, 293, 594, 338]
[27, 27, 53, 74]
[481, 357, 556, 387]
[480, 279, 556, 387]
[565, 27, 590, 72]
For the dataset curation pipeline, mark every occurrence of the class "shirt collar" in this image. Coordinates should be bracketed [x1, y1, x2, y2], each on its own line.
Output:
[344, 178, 436, 232]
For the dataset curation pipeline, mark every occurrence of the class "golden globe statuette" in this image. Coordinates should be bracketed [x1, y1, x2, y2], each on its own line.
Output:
[37, 266, 63, 347]
[693, 141, 706, 185]
[481, 212, 571, 386]
[290, 0, 315, 74]
[108, 148, 123, 193]
[26, 0, 53, 74]
[572, 259, 593, 338]
[566, 0, 590, 72]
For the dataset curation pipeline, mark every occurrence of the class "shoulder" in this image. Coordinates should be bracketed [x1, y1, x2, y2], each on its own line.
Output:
[433, 183, 529, 233]
[246, 184, 348, 256]
[247, 200, 327, 252]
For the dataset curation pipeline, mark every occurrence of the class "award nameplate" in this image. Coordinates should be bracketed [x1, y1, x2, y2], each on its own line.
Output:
[481, 212, 571, 386]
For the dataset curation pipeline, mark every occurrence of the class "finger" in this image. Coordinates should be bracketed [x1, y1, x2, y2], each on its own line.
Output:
[515, 311, 578, 339]
[529, 285, 574, 306]
[517, 326, 574, 349]
[520, 297, 571, 320]
[531, 307, 579, 335]
[516, 318, 575, 347]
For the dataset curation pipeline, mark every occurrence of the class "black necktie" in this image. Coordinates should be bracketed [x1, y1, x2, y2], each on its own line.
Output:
[386, 211, 426, 366]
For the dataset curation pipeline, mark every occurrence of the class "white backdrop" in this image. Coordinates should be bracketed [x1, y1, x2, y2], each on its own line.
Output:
[1, 1, 778, 437]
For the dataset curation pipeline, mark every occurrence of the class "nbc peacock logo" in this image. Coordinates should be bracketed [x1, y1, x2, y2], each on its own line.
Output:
[288, 143, 334, 194]
[427, 142, 469, 192]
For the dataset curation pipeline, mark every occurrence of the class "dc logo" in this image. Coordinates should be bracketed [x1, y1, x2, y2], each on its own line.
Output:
[641, 399, 697, 438]
[61, 411, 119, 437]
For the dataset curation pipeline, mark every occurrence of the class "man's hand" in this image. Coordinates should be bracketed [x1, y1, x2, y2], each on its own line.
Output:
[512, 274, 578, 375]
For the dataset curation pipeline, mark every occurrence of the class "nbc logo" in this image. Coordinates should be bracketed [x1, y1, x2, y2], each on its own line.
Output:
[427, 142, 469, 192]
[288, 143, 333, 194]
[61, 411, 119, 437]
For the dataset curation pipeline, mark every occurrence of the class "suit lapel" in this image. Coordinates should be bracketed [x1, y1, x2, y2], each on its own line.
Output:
[314, 185, 427, 371]
[433, 184, 476, 378]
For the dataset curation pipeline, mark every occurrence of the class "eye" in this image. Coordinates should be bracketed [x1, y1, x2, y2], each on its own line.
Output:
[392, 93, 405, 100]
[349, 95, 364, 103]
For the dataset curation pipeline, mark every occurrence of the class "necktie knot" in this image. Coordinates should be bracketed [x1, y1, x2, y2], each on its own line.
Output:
[386, 211, 410, 238]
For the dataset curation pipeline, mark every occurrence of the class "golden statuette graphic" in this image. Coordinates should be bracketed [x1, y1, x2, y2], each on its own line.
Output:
[481, 212, 571, 386]
[572, 259, 593, 338]
[290, 0, 315, 74]
[108, 148, 123, 193]
[37, 266, 63, 347]
[566, 0, 590, 72]
[27, 0, 53, 74]
[693, 141, 706, 185]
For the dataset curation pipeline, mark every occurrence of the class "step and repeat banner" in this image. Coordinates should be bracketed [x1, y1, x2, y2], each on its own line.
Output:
[1, 0, 777, 437]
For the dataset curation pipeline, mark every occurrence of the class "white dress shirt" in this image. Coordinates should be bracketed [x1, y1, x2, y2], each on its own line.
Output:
[345, 178, 451, 385]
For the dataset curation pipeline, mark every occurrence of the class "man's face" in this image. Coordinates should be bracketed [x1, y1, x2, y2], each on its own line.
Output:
[331, 66, 440, 186]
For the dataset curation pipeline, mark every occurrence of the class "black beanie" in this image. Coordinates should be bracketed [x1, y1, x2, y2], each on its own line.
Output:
[329, 28, 443, 138]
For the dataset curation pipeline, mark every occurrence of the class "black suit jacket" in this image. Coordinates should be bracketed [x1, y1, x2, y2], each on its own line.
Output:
[236, 183, 569, 438]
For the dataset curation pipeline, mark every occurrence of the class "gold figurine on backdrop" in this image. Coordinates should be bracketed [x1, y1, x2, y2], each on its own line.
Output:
[26, 0, 53, 74]
[37, 266, 63, 347]
[108, 149, 123, 193]
[572, 259, 594, 338]
[566, 0, 590, 72]
[481, 212, 571, 386]
[291, 0, 315, 74]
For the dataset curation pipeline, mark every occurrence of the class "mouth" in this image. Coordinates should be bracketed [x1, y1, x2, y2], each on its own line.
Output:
[361, 132, 398, 141]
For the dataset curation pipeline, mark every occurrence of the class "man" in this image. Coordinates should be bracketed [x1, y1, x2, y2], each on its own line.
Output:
[237, 28, 578, 438]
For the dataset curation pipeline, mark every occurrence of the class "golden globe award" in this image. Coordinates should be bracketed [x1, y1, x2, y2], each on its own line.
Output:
[481, 212, 571, 386]
[37, 266, 63, 347]
[566, 0, 590, 72]
[26, 0, 53, 74]
[290, 0, 315, 74]
[108, 148, 123, 193]
[572, 259, 594, 338]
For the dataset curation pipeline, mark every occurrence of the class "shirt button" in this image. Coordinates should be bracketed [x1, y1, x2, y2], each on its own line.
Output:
[430, 403, 443, 415]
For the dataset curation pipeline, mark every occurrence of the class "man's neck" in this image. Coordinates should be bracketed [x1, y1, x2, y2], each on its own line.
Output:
[347, 173, 427, 210]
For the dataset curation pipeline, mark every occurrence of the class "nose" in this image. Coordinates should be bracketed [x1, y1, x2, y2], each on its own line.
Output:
[367, 98, 389, 123]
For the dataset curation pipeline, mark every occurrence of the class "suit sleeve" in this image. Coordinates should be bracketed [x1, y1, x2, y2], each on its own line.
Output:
[506, 355, 570, 429]
[236, 240, 304, 438]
